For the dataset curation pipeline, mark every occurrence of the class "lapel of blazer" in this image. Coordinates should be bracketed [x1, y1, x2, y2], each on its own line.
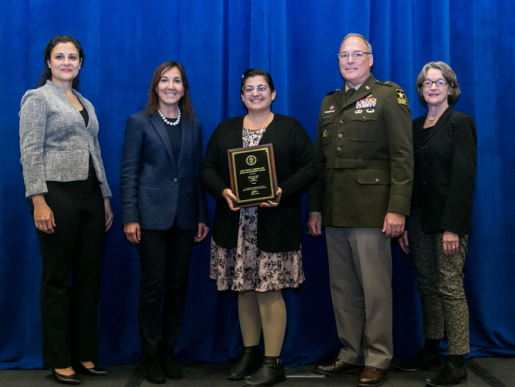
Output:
[422, 106, 454, 144]
[73, 91, 90, 129]
[150, 114, 176, 167]
[176, 118, 192, 170]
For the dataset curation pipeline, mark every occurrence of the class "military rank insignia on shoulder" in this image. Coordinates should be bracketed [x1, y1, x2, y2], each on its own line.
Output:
[396, 89, 408, 105]
[376, 80, 393, 87]
[326, 89, 341, 96]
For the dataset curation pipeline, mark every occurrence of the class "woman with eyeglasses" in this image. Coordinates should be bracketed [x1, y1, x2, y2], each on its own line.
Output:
[396, 62, 477, 387]
[201, 69, 316, 386]
[120, 61, 209, 384]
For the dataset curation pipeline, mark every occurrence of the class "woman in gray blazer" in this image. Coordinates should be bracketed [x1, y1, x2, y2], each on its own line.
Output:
[120, 62, 209, 384]
[19, 35, 113, 385]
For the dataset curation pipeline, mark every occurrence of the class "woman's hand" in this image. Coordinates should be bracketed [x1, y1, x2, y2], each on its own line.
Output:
[222, 188, 240, 211]
[399, 230, 410, 254]
[194, 222, 209, 243]
[104, 198, 114, 232]
[260, 187, 282, 208]
[442, 231, 459, 256]
[32, 194, 56, 234]
[124, 222, 141, 244]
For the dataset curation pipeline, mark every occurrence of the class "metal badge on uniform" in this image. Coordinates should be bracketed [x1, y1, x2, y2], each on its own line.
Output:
[323, 129, 328, 138]
[324, 105, 336, 115]
[396, 89, 408, 105]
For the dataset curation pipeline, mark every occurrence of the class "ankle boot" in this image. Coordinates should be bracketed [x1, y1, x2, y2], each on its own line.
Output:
[143, 353, 166, 384]
[161, 350, 181, 379]
[227, 345, 262, 380]
[243, 356, 286, 386]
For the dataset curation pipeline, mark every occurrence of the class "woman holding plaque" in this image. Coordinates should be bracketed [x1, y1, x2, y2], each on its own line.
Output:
[396, 62, 477, 387]
[201, 69, 316, 387]
[120, 61, 209, 384]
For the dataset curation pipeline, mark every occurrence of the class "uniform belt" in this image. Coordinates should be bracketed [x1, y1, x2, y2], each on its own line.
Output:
[332, 158, 389, 169]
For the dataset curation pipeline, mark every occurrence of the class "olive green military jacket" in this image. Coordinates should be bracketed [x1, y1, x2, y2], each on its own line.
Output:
[308, 74, 414, 227]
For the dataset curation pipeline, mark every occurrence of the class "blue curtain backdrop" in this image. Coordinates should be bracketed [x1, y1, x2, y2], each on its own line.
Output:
[1, 0, 514, 369]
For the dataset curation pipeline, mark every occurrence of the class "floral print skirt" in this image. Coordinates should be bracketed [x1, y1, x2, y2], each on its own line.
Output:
[210, 205, 305, 292]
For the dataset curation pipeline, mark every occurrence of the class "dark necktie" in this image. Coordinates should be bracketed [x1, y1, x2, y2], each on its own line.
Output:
[345, 88, 356, 102]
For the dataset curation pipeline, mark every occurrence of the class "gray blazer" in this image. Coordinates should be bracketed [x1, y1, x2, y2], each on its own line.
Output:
[19, 80, 111, 198]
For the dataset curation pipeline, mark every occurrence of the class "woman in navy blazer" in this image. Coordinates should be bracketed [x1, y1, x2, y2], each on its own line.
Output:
[397, 62, 477, 387]
[120, 62, 209, 384]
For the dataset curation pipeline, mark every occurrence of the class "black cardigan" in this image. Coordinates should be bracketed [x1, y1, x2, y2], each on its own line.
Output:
[412, 106, 477, 236]
[201, 114, 316, 252]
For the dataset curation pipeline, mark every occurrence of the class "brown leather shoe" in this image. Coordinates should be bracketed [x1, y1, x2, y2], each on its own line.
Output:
[357, 366, 387, 386]
[314, 358, 360, 376]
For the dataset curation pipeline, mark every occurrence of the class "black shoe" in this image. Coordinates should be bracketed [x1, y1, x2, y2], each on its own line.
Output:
[143, 353, 166, 384]
[243, 357, 286, 386]
[395, 351, 442, 372]
[426, 362, 467, 386]
[227, 345, 262, 380]
[52, 369, 80, 385]
[73, 362, 108, 376]
[161, 352, 182, 379]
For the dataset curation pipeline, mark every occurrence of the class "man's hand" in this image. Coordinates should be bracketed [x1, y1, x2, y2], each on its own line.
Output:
[382, 212, 405, 238]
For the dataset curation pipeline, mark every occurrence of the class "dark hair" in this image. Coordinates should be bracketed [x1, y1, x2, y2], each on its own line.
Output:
[240, 69, 275, 110]
[38, 35, 84, 89]
[416, 61, 461, 106]
[146, 61, 194, 120]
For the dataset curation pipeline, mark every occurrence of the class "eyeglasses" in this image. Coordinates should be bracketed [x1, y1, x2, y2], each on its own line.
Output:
[337, 51, 372, 60]
[242, 84, 270, 94]
[422, 79, 447, 88]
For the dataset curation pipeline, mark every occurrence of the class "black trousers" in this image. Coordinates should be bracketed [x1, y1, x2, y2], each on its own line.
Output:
[35, 173, 105, 368]
[138, 224, 195, 355]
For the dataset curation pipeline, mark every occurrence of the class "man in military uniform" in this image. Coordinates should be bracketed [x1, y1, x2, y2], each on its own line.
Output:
[308, 33, 413, 386]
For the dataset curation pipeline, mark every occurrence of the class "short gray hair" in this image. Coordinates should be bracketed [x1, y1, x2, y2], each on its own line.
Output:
[341, 33, 373, 55]
[416, 61, 461, 105]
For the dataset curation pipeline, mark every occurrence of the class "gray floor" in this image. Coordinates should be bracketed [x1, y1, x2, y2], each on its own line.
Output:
[1, 358, 513, 387]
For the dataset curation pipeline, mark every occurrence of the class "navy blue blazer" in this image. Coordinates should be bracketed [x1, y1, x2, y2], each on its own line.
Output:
[120, 109, 208, 230]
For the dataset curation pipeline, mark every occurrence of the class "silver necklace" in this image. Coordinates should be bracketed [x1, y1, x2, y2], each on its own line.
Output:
[158, 107, 181, 126]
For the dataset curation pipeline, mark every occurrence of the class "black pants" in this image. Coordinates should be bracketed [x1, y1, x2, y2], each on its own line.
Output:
[35, 174, 105, 368]
[138, 224, 195, 355]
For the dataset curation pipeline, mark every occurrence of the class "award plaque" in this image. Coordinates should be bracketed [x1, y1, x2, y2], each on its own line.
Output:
[227, 143, 278, 208]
